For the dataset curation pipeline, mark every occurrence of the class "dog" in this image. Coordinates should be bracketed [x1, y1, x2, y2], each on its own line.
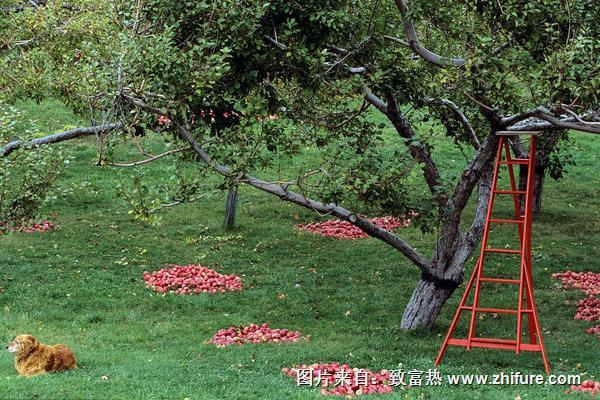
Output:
[6, 334, 77, 377]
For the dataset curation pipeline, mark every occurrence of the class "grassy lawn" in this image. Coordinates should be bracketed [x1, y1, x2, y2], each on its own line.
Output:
[0, 101, 598, 399]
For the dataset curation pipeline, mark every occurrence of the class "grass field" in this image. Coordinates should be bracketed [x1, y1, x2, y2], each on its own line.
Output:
[0, 100, 598, 399]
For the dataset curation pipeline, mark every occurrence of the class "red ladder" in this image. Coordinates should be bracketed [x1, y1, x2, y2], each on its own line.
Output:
[435, 132, 550, 373]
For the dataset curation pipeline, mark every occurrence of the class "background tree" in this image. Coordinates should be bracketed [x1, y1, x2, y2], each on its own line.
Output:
[1, 0, 599, 329]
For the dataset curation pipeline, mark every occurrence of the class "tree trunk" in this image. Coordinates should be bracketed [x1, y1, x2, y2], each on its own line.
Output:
[518, 164, 546, 214]
[223, 185, 239, 231]
[400, 164, 494, 330]
[401, 274, 460, 329]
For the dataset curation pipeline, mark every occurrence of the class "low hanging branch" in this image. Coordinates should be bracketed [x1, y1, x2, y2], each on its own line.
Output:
[121, 92, 432, 273]
[0, 123, 122, 157]
[362, 86, 448, 206]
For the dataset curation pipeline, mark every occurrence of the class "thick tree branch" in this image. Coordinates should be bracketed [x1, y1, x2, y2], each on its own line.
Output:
[465, 164, 493, 243]
[363, 87, 447, 205]
[1, 123, 122, 157]
[385, 92, 447, 201]
[450, 132, 500, 219]
[122, 93, 433, 272]
[362, 86, 388, 114]
[393, 0, 465, 67]
[501, 107, 600, 134]
[1, 0, 45, 12]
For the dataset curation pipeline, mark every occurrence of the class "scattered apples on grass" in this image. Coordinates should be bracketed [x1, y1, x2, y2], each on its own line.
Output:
[295, 216, 410, 239]
[552, 271, 600, 296]
[3, 221, 56, 234]
[568, 380, 600, 396]
[143, 264, 242, 295]
[208, 323, 305, 346]
[553, 271, 600, 336]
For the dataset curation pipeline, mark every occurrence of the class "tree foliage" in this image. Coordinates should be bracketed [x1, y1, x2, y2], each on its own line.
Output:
[0, 104, 66, 227]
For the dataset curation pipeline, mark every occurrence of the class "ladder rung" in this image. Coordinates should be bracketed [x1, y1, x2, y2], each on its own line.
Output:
[447, 338, 542, 352]
[494, 190, 527, 195]
[484, 248, 522, 254]
[489, 219, 524, 224]
[461, 307, 517, 315]
[498, 159, 529, 165]
[471, 337, 515, 344]
[480, 277, 520, 284]
[461, 306, 533, 314]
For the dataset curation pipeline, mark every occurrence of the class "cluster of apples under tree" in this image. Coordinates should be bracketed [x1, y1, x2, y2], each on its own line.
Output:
[295, 216, 409, 239]
[143, 264, 243, 294]
[568, 380, 600, 396]
[553, 271, 600, 336]
[208, 323, 307, 347]
[2, 221, 55, 234]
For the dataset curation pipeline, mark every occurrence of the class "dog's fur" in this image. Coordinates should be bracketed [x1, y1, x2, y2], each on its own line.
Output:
[6, 334, 77, 377]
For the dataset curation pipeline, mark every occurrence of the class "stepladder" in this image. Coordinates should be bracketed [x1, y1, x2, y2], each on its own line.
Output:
[435, 131, 550, 374]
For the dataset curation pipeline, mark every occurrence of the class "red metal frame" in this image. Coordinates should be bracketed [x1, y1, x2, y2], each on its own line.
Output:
[435, 135, 550, 373]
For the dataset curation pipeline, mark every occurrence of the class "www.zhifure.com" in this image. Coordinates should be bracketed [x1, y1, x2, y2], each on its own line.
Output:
[292, 367, 581, 387]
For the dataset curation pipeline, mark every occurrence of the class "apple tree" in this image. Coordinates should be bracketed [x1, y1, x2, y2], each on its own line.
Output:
[1, 0, 599, 329]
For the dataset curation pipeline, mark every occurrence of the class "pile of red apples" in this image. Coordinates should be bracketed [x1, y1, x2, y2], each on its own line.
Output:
[569, 380, 600, 396]
[553, 271, 600, 296]
[143, 264, 243, 294]
[2, 221, 56, 234]
[553, 271, 600, 337]
[208, 323, 305, 347]
[295, 216, 409, 239]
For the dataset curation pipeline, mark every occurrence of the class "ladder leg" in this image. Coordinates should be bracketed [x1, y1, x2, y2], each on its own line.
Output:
[523, 135, 549, 372]
[516, 259, 526, 354]
[435, 257, 481, 366]
[506, 139, 537, 345]
[523, 251, 550, 373]
[467, 260, 484, 350]
[524, 272, 537, 344]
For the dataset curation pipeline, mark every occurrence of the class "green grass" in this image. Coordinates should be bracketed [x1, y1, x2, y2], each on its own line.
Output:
[0, 100, 598, 399]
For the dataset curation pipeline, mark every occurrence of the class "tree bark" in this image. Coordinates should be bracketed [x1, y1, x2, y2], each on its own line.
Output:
[401, 274, 460, 329]
[223, 185, 238, 230]
[0, 123, 121, 158]
[402, 161, 494, 329]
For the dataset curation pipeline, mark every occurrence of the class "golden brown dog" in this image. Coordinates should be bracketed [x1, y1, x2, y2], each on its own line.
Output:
[6, 334, 77, 377]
